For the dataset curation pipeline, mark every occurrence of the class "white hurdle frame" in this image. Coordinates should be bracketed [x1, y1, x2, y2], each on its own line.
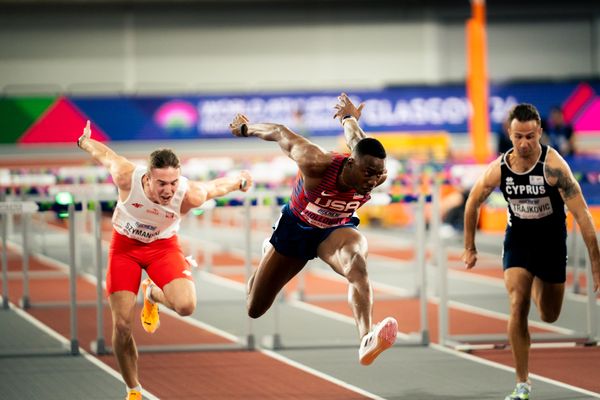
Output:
[262, 192, 431, 350]
[91, 196, 257, 355]
[0, 200, 80, 356]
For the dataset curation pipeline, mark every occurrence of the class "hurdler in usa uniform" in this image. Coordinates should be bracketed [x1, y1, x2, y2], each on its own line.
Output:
[229, 93, 399, 367]
[462, 103, 600, 400]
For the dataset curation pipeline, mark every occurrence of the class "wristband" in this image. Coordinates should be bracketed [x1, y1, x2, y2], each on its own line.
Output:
[240, 124, 249, 137]
[341, 116, 357, 126]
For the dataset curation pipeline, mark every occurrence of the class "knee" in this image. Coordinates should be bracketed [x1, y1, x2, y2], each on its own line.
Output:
[114, 318, 133, 339]
[174, 300, 196, 317]
[247, 306, 264, 319]
[247, 295, 267, 319]
[539, 309, 560, 323]
[509, 294, 530, 319]
[344, 253, 368, 283]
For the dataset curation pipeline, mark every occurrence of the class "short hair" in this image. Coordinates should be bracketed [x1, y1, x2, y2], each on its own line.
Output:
[148, 148, 180, 170]
[508, 103, 541, 126]
[353, 137, 386, 159]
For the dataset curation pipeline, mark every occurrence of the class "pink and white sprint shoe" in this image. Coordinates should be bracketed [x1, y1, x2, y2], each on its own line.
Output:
[358, 317, 398, 366]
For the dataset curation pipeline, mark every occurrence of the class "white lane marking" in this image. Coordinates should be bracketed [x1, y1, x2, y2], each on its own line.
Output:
[7, 301, 160, 400]
[6, 234, 384, 400]
[261, 349, 387, 400]
[431, 343, 600, 399]
[28, 218, 600, 398]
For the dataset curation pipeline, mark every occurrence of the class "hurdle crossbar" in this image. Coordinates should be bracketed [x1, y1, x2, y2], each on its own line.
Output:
[262, 191, 431, 350]
[437, 212, 598, 352]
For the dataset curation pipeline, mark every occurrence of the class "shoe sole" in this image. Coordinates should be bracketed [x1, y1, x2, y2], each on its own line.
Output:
[360, 317, 398, 366]
[140, 280, 160, 334]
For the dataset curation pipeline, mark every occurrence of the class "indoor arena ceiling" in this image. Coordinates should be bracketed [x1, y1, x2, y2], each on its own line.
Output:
[0, 0, 599, 20]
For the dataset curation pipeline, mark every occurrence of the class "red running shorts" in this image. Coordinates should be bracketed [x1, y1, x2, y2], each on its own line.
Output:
[106, 230, 193, 295]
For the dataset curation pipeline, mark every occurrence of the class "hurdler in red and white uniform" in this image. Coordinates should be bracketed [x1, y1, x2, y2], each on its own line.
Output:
[77, 117, 253, 399]
[108, 166, 190, 294]
[113, 166, 188, 243]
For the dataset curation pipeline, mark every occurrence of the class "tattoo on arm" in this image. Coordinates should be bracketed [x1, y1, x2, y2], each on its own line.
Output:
[546, 166, 580, 200]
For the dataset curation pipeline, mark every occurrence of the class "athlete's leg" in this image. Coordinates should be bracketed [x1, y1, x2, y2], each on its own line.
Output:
[531, 278, 565, 323]
[247, 245, 307, 318]
[318, 227, 397, 365]
[504, 267, 534, 383]
[105, 233, 144, 388]
[144, 237, 197, 317]
[109, 291, 139, 389]
[317, 227, 372, 338]
[148, 278, 196, 316]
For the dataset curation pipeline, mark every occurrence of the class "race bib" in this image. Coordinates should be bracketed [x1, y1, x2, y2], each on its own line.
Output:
[301, 202, 353, 228]
[508, 197, 553, 219]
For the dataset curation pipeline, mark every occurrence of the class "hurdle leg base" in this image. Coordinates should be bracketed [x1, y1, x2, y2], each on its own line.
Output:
[19, 296, 30, 309]
[90, 339, 108, 355]
[70, 339, 80, 355]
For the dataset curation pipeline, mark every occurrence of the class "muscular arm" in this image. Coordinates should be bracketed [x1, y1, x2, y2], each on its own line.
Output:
[182, 171, 252, 213]
[77, 120, 135, 191]
[333, 93, 366, 151]
[230, 114, 330, 178]
[546, 153, 600, 291]
[341, 117, 367, 151]
[462, 158, 502, 269]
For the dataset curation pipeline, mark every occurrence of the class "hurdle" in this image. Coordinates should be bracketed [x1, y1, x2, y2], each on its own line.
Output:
[90, 195, 259, 355]
[261, 191, 432, 350]
[1, 201, 39, 310]
[1, 184, 259, 355]
[568, 222, 587, 295]
[0, 200, 80, 356]
[13, 193, 115, 312]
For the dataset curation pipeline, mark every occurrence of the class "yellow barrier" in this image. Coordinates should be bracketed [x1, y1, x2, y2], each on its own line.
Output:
[339, 131, 451, 161]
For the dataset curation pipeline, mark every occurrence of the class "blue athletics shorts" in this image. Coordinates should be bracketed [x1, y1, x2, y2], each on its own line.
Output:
[269, 204, 360, 261]
[502, 225, 567, 283]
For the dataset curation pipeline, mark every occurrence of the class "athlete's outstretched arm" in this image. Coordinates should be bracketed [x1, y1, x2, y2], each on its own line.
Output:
[77, 120, 135, 190]
[183, 170, 253, 210]
[546, 153, 600, 292]
[333, 92, 366, 151]
[462, 157, 502, 269]
[230, 114, 329, 177]
[202, 170, 252, 201]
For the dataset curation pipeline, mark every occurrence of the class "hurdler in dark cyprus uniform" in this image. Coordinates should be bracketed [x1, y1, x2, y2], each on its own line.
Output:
[500, 145, 567, 282]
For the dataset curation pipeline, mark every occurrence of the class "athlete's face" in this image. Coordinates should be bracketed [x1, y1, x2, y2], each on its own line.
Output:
[147, 167, 180, 205]
[509, 119, 541, 158]
[348, 155, 386, 195]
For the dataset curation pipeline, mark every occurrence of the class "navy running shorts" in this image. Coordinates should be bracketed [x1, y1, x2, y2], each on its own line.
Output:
[502, 225, 567, 283]
[269, 204, 360, 261]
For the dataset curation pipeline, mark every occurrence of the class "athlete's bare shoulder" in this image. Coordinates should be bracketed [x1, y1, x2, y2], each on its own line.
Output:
[298, 148, 334, 179]
[113, 161, 136, 192]
[544, 147, 578, 198]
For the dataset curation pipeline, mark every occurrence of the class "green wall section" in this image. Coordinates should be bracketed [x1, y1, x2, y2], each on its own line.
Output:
[0, 97, 55, 143]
